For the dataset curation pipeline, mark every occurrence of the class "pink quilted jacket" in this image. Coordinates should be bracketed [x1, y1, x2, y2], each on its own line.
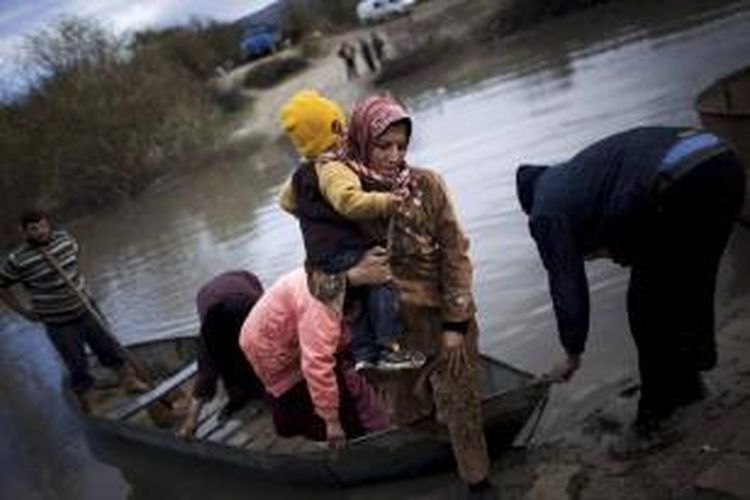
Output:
[239, 268, 348, 423]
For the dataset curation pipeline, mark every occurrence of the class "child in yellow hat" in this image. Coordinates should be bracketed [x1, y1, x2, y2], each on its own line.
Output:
[278, 90, 424, 372]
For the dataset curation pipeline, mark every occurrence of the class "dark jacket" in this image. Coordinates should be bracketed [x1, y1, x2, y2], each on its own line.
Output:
[193, 270, 265, 401]
[292, 162, 381, 273]
[516, 126, 729, 355]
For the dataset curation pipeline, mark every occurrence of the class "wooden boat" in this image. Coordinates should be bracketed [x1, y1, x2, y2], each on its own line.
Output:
[695, 65, 750, 222]
[79, 336, 549, 487]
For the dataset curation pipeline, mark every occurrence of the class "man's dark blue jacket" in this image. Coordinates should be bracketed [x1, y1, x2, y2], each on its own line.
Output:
[516, 126, 728, 355]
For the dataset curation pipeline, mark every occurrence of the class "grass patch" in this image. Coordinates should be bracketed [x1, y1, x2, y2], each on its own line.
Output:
[374, 36, 458, 84]
[481, 0, 612, 40]
[0, 17, 247, 241]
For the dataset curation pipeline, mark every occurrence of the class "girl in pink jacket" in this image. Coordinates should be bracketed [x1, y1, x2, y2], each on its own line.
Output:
[239, 267, 388, 448]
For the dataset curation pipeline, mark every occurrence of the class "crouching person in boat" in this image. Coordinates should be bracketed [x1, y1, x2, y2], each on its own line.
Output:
[239, 252, 391, 450]
[178, 270, 266, 439]
[345, 95, 494, 495]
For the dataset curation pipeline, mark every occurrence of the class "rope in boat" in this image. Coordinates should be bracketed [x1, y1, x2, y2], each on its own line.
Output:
[521, 381, 551, 448]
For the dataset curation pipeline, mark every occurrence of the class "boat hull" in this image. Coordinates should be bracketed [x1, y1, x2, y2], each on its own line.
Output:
[80, 337, 548, 487]
[696, 66, 750, 222]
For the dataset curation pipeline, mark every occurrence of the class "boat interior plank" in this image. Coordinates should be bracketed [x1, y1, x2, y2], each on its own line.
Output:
[240, 410, 277, 449]
[106, 361, 197, 420]
[248, 426, 279, 452]
[205, 419, 244, 443]
[226, 431, 254, 449]
[209, 403, 264, 444]
[274, 435, 323, 455]
[194, 398, 227, 440]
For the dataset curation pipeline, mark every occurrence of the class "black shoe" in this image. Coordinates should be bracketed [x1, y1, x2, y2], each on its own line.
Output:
[218, 398, 249, 422]
[354, 359, 376, 372]
[609, 422, 680, 460]
[673, 376, 706, 408]
[694, 339, 717, 371]
[375, 349, 426, 371]
[467, 479, 498, 499]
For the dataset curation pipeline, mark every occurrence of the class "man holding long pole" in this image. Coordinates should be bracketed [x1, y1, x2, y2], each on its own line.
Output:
[0, 210, 147, 411]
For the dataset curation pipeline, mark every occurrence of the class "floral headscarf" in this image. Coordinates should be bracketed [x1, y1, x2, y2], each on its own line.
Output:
[346, 94, 413, 193]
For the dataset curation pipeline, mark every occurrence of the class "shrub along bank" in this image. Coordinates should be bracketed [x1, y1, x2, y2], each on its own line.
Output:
[0, 17, 249, 242]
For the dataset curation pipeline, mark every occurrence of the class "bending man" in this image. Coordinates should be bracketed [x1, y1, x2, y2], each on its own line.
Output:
[516, 127, 744, 450]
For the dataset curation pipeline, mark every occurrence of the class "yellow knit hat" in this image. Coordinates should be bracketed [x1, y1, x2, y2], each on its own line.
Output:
[279, 90, 346, 159]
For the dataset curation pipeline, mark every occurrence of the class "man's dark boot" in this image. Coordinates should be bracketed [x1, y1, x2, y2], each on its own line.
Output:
[609, 417, 681, 460]
[76, 390, 93, 414]
[467, 478, 499, 499]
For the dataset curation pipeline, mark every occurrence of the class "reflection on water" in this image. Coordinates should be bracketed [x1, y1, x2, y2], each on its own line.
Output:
[0, 318, 128, 499]
[3, 0, 750, 497]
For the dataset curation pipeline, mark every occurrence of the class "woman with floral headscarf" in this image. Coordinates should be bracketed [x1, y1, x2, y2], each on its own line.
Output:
[346, 95, 492, 493]
[278, 94, 492, 492]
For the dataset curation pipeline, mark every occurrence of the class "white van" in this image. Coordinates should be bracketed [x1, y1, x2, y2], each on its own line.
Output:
[356, 0, 415, 24]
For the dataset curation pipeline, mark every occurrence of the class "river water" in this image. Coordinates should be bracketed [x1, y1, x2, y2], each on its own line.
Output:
[2, 0, 750, 497]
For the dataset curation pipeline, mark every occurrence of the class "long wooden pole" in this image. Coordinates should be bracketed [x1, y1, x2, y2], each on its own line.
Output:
[38, 247, 153, 385]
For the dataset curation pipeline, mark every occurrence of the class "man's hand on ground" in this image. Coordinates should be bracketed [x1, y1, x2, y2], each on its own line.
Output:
[546, 354, 581, 383]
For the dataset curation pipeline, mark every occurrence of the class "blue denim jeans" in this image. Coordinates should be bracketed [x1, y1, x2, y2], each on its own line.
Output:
[315, 248, 366, 274]
[348, 283, 403, 363]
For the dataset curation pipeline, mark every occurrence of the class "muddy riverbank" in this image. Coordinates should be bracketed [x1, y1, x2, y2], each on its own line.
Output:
[488, 228, 750, 500]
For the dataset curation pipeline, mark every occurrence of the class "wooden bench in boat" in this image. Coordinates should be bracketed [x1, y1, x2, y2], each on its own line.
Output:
[107, 361, 198, 421]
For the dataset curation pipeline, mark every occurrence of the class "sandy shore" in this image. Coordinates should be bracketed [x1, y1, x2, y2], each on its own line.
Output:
[505, 252, 750, 500]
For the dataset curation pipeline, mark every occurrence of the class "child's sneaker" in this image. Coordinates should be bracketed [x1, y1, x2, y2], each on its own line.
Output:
[354, 360, 376, 372]
[375, 349, 426, 371]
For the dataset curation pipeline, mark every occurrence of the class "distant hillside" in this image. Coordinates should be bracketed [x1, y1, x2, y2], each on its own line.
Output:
[236, 0, 358, 29]
[237, 1, 285, 27]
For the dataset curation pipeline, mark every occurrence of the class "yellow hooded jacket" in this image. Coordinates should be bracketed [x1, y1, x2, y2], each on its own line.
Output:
[278, 90, 392, 219]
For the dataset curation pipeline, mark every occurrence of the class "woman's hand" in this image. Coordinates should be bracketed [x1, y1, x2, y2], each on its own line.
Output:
[346, 246, 392, 286]
[177, 413, 198, 440]
[441, 330, 468, 378]
[176, 397, 204, 440]
[325, 418, 346, 451]
[546, 354, 581, 383]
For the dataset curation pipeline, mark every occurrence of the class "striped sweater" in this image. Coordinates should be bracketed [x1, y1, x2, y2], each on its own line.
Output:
[0, 230, 87, 323]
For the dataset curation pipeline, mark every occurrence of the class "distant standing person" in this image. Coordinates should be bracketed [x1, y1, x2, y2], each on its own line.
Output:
[177, 270, 266, 440]
[370, 31, 387, 64]
[516, 127, 744, 454]
[337, 41, 358, 80]
[0, 210, 148, 410]
[359, 37, 377, 73]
